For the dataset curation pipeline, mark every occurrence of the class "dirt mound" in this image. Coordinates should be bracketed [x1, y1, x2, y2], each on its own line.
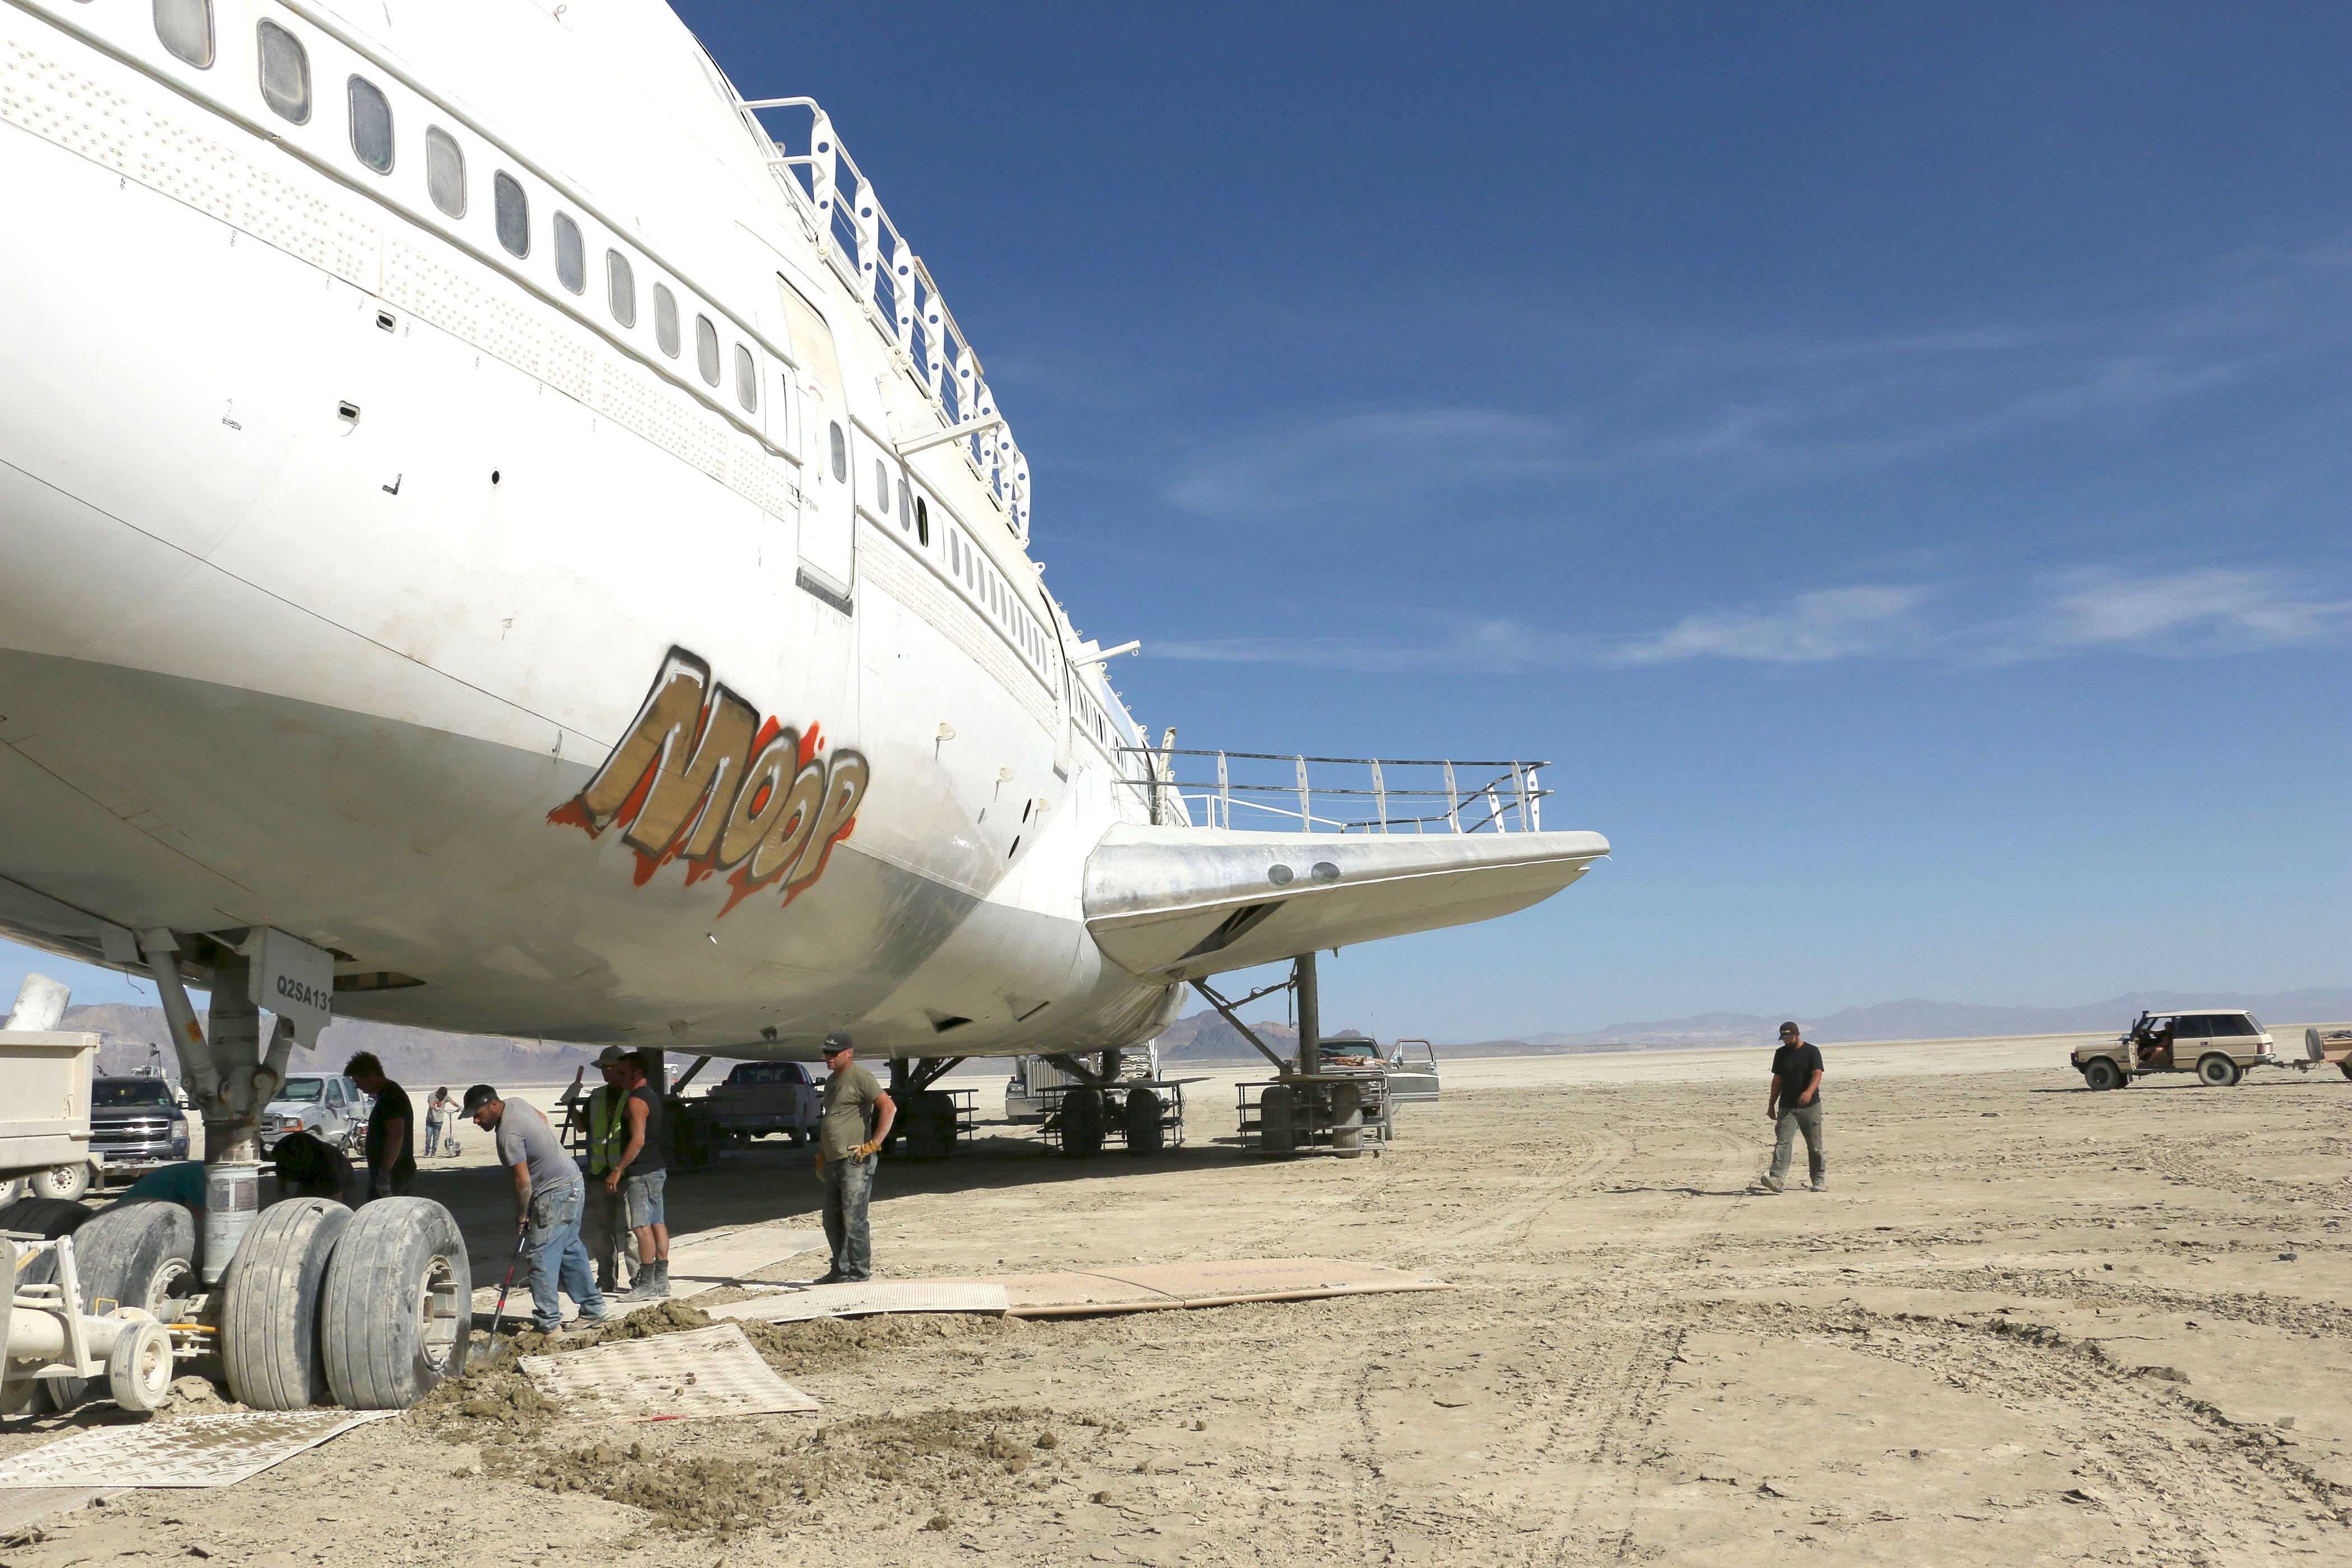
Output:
[514, 1407, 1071, 1534]
[738, 1305, 1026, 1377]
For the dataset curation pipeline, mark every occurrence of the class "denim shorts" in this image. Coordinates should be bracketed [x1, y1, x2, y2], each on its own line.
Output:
[621, 1168, 666, 1229]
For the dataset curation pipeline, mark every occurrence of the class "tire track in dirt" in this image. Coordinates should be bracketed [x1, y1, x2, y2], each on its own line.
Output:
[1681, 1299, 2350, 1565]
[1870, 1264, 2352, 1340]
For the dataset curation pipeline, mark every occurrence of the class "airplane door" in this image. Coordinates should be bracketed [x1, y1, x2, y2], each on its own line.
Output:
[773, 276, 855, 596]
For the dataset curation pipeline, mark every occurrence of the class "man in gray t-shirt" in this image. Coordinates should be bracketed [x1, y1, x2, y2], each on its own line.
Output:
[464, 1085, 608, 1332]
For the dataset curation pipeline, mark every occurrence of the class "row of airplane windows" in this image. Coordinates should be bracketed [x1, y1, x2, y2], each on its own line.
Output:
[865, 455, 1053, 677]
[132, 0, 774, 427]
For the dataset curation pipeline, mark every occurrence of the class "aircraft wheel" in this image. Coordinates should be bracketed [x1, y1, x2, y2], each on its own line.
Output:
[319, 1197, 470, 1409]
[51, 1200, 197, 1408]
[222, 1197, 352, 1409]
[2082, 1058, 2123, 1092]
[106, 1318, 174, 1413]
[1258, 1085, 1298, 1158]
[1061, 1088, 1105, 1158]
[1124, 1088, 1164, 1155]
[2196, 1053, 2241, 1088]
[0, 1196, 96, 1240]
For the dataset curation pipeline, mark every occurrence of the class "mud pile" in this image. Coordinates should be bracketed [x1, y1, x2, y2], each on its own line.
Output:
[516, 1407, 1071, 1534]
[738, 1305, 1025, 1377]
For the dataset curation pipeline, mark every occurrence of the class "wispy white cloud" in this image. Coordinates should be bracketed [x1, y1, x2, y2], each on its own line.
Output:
[1150, 567, 2349, 674]
[1160, 237, 2352, 519]
[1970, 567, 2352, 663]
[1611, 586, 1934, 665]
[1164, 407, 1577, 518]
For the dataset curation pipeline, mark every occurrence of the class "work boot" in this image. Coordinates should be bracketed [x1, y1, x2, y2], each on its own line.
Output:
[1810, 1179, 1827, 1192]
[646, 1259, 672, 1299]
[1760, 1174, 1784, 1193]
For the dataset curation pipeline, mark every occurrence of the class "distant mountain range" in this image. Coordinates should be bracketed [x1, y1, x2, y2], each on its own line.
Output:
[60, 986, 2350, 1082]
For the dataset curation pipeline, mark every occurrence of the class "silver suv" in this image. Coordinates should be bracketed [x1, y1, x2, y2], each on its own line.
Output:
[260, 1074, 367, 1153]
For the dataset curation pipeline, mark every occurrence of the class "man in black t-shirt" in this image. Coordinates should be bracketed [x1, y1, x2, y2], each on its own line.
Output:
[1762, 1022, 1826, 1193]
[347, 1052, 417, 1202]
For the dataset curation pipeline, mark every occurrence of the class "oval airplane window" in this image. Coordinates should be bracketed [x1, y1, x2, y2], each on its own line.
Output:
[654, 284, 679, 357]
[553, 213, 585, 295]
[829, 421, 847, 483]
[914, 496, 929, 547]
[347, 76, 393, 175]
[155, 0, 213, 68]
[898, 475, 912, 530]
[606, 251, 636, 327]
[875, 460, 889, 512]
[256, 20, 309, 123]
[425, 127, 465, 217]
[734, 344, 757, 412]
[493, 171, 529, 256]
[695, 315, 720, 386]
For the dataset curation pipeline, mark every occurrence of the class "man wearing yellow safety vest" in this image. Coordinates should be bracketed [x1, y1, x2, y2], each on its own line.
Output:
[581, 1046, 637, 1296]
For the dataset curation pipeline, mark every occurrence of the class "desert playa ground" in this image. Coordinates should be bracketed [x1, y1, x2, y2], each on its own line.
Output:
[7, 1032, 2350, 1566]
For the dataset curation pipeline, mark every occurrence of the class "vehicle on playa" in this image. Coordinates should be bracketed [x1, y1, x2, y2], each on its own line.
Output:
[702, 1060, 820, 1144]
[88, 1074, 193, 1179]
[259, 1075, 368, 1156]
[2071, 1010, 2276, 1090]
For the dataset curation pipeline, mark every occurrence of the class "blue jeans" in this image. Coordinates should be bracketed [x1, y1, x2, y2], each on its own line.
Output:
[820, 1155, 875, 1281]
[525, 1182, 604, 1330]
[424, 1122, 442, 1157]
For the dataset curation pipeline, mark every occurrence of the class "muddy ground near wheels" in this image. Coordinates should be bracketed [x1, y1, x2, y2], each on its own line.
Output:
[5, 1044, 2349, 1566]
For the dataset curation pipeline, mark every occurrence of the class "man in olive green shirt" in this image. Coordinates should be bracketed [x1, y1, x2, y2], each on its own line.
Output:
[814, 1032, 895, 1284]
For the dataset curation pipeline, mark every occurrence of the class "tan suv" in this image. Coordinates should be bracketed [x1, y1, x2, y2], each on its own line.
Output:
[2073, 1010, 2275, 1090]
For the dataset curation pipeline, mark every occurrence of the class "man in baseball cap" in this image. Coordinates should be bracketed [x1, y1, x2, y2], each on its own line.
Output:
[813, 1032, 894, 1284]
[466, 1085, 608, 1331]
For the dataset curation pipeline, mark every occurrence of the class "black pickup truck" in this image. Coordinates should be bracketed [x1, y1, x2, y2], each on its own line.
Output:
[90, 1075, 192, 1179]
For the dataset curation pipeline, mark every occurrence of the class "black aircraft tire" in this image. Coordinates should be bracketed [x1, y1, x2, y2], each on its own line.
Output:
[0, 1196, 96, 1241]
[320, 1197, 471, 1410]
[50, 1200, 198, 1408]
[906, 1091, 958, 1160]
[1062, 1088, 1105, 1159]
[1125, 1088, 1165, 1155]
[221, 1198, 353, 1410]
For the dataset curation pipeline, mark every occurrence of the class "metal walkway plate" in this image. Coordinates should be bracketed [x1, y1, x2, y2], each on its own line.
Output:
[0, 1411, 396, 1490]
[936, 1257, 1452, 1318]
[665, 1225, 828, 1300]
[520, 1322, 818, 1421]
[705, 1280, 1009, 1324]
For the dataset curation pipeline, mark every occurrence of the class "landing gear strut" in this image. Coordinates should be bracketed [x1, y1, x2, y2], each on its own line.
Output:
[1197, 952, 1383, 1159]
[133, 928, 471, 1409]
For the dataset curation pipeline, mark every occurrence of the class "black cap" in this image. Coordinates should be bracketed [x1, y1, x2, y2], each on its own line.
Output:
[821, 1031, 852, 1054]
[460, 1084, 500, 1114]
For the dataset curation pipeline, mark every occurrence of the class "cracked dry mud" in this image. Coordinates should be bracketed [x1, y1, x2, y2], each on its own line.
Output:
[4, 1042, 2349, 1566]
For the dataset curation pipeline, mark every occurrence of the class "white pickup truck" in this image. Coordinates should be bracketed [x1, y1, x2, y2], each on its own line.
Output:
[701, 1061, 820, 1144]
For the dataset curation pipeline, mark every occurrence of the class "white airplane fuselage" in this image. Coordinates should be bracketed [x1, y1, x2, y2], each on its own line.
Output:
[0, 0, 1185, 1062]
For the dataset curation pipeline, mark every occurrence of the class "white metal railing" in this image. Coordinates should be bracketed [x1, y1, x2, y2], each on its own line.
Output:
[1118, 749, 1551, 834]
[735, 96, 1032, 543]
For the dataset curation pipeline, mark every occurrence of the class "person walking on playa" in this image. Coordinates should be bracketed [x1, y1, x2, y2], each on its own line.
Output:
[1762, 1021, 1826, 1192]
[424, 1086, 456, 1158]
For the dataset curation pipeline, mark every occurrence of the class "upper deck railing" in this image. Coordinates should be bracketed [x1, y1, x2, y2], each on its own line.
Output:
[1117, 749, 1551, 834]
[735, 97, 1032, 542]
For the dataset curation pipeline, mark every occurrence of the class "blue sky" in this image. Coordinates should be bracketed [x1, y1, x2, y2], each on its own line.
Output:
[7, 4, 2345, 1038]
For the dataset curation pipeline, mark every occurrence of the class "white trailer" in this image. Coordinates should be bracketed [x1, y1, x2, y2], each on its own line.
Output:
[0, 976, 100, 1204]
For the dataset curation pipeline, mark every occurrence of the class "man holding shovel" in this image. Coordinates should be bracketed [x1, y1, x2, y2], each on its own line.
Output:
[465, 1085, 610, 1332]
